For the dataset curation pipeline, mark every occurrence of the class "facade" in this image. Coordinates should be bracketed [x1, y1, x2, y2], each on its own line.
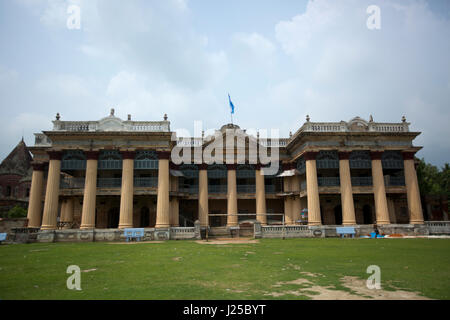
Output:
[26, 110, 425, 233]
[0, 139, 32, 215]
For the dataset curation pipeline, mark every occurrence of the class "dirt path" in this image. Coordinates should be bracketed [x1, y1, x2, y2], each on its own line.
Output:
[266, 273, 431, 300]
[195, 238, 259, 245]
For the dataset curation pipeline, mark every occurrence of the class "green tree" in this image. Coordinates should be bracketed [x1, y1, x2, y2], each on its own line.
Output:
[7, 205, 27, 218]
[416, 158, 450, 197]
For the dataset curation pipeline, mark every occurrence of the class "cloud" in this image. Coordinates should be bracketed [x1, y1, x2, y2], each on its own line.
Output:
[269, 0, 450, 165]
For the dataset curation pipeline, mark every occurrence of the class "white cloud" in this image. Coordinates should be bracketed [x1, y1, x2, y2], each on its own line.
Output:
[269, 0, 450, 165]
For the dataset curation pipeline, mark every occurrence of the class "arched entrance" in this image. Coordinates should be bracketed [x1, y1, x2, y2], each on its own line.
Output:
[334, 205, 342, 225]
[363, 205, 373, 224]
[107, 207, 120, 228]
[140, 206, 150, 227]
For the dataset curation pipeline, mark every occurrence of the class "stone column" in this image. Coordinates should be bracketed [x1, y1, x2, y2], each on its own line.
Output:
[80, 151, 98, 229]
[60, 198, 74, 227]
[305, 152, 322, 225]
[227, 164, 238, 227]
[41, 151, 62, 230]
[27, 163, 45, 228]
[339, 152, 356, 225]
[155, 151, 170, 228]
[198, 164, 209, 227]
[371, 151, 390, 225]
[119, 151, 135, 229]
[255, 164, 267, 225]
[403, 152, 424, 224]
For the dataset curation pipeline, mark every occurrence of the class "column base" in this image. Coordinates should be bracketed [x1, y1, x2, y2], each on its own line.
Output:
[343, 221, 357, 226]
[118, 224, 133, 229]
[410, 220, 425, 225]
[80, 225, 95, 230]
[155, 224, 170, 228]
[40, 225, 57, 230]
[308, 222, 322, 226]
[376, 220, 390, 225]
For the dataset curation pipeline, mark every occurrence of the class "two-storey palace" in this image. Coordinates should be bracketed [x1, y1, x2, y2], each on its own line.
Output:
[25, 110, 424, 234]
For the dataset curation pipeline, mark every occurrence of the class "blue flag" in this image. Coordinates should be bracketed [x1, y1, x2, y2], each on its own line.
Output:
[228, 94, 235, 114]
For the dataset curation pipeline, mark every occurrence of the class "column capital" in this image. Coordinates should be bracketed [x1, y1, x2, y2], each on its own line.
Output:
[85, 151, 100, 160]
[32, 162, 46, 171]
[198, 163, 208, 170]
[48, 151, 63, 160]
[226, 164, 237, 170]
[304, 151, 318, 161]
[157, 151, 171, 160]
[370, 151, 384, 160]
[121, 151, 136, 159]
[402, 152, 416, 160]
[338, 152, 351, 160]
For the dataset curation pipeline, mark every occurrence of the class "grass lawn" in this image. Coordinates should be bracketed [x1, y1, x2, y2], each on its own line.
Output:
[0, 238, 449, 300]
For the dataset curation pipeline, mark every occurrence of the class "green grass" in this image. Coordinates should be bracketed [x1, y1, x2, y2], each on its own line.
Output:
[0, 238, 449, 299]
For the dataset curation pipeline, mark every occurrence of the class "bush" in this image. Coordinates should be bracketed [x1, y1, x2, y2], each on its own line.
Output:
[7, 205, 27, 218]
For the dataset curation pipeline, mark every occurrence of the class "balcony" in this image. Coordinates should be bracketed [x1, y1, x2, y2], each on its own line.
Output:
[385, 176, 405, 186]
[98, 160, 122, 170]
[349, 159, 371, 169]
[209, 185, 227, 194]
[61, 160, 86, 170]
[316, 159, 339, 169]
[382, 159, 404, 169]
[208, 170, 227, 179]
[351, 177, 373, 186]
[237, 185, 256, 193]
[179, 185, 198, 194]
[318, 177, 340, 186]
[134, 177, 158, 188]
[97, 178, 122, 188]
[134, 159, 158, 170]
[236, 170, 255, 178]
[60, 177, 85, 189]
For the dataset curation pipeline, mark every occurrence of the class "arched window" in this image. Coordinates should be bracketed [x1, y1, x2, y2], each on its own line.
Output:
[316, 151, 339, 169]
[98, 150, 122, 170]
[382, 151, 403, 169]
[236, 164, 255, 178]
[61, 150, 87, 170]
[349, 151, 371, 169]
[134, 150, 158, 169]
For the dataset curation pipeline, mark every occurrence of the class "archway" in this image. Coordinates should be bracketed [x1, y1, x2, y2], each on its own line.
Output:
[107, 207, 120, 228]
[363, 205, 373, 224]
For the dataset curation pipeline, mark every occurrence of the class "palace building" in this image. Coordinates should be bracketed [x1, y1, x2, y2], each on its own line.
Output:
[25, 110, 425, 235]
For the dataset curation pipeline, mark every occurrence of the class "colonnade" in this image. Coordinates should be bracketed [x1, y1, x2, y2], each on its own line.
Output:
[26, 149, 424, 229]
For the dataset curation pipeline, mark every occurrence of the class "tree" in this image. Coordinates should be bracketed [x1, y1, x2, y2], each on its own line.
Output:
[416, 158, 450, 197]
[7, 205, 27, 218]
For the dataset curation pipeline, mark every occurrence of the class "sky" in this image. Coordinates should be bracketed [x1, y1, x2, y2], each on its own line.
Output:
[0, 0, 449, 167]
